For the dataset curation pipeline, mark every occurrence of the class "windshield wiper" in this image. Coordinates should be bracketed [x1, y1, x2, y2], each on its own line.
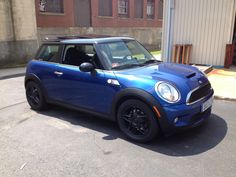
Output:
[143, 59, 161, 65]
[112, 63, 144, 70]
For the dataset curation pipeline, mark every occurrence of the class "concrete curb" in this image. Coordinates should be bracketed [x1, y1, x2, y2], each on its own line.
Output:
[214, 95, 236, 102]
[192, 64, 213, 74]
[204, 65, 213, 74]
[0, 73, 25, 80]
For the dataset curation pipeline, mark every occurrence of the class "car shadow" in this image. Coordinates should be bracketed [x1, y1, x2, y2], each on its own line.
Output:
[38, 106, 227, 156]
[139, 113, 227, 156]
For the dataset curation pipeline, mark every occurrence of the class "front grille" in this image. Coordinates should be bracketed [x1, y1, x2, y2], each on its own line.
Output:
[188, 83, 212, 104]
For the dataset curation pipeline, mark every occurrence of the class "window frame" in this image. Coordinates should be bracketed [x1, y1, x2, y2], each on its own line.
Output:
[61, 44, 106, 70]
[39, 0, 64, 14]
[134, 0, 144, 19]
[62, 44, 96, 62]
[118, 0, 129, 17]
[98, 0, 113, 17]
[158, 0, 164, 20]
[147, 0, 155, 19]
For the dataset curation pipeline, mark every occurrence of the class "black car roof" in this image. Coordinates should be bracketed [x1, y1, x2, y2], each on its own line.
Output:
[43, 34, 134, 45]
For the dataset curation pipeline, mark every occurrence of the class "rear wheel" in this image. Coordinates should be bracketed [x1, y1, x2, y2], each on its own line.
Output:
[117, 99, 160, 143]
[26, 81, 47, 111]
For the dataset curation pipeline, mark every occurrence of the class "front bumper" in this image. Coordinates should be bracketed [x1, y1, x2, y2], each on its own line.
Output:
[158, 92, 213, 135]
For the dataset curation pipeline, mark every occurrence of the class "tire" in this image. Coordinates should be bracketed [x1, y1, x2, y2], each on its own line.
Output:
[25, 81, 47, 111]
[117, 99, 160, 143]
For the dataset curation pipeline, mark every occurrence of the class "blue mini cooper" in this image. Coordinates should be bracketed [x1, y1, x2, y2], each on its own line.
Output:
[25, 35, 214, 142]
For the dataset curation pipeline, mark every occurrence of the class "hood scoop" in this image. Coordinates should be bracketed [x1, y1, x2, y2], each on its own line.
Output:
[186, 72, 196, 78]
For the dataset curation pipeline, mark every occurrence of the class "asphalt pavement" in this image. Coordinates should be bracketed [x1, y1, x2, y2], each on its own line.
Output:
[0, 76, 236, 177]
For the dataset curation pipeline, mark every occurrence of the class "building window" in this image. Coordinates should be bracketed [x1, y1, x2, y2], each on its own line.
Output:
[147, 0, 155, 19]
[98, 0, 112, 16]
[158, 0, 163, 19]
[39, 0, 64, 14]
[118, 0, 129, 17]
[134, 0, 143, 18]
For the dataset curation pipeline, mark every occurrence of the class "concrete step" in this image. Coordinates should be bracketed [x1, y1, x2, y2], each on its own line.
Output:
[192, 64, 213, 74]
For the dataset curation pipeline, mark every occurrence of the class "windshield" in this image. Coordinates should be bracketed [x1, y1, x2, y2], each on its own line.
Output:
[96, 40, 160, 70]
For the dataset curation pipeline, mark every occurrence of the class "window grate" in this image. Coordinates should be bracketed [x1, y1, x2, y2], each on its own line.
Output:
[118, 0, 129, 15]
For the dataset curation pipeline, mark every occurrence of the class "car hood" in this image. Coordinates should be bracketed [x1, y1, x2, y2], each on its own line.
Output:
[114, 62, 209, 91]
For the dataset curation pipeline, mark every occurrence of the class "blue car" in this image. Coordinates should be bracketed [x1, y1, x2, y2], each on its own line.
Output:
[25, 35, 214, 143]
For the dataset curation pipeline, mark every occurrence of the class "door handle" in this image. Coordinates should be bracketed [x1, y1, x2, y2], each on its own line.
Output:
[54, 71, 63, 76]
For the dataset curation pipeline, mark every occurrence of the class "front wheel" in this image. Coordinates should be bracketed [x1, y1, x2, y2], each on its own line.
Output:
[117, 99, 160, 143]
[26, 81, 47, 111]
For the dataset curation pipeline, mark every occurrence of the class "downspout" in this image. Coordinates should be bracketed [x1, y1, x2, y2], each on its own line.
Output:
[165, 0, 175, 62]
[9, 0, 16, 41]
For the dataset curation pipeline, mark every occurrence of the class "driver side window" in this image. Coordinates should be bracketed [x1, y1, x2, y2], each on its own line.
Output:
[63, 44, 102, 69]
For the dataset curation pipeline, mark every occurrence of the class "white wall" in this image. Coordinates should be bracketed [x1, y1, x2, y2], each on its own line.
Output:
[11, 0, 38, 40]
[162, 0, 236, 66]
[0, 0, 14, 41]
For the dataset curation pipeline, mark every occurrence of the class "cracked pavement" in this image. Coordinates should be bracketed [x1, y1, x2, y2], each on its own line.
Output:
[0, 77, 236, 177]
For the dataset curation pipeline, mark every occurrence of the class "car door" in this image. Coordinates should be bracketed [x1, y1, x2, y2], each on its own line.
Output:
[52, 44, 109, 114]
[35, 44, 65, 101]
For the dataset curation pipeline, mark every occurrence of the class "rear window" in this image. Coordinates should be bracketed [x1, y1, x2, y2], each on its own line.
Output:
[37, 45, 61, 63]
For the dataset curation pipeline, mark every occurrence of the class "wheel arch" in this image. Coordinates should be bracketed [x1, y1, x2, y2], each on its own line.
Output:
[111, 88, 165, 122]
[24, 73, 42, 87]
[25, 73, 49, 102]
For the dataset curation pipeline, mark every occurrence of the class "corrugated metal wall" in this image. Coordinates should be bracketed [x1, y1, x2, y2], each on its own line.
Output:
[162, 0, 236, 66]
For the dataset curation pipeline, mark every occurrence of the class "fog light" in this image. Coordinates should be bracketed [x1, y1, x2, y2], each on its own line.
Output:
[174, 117, 179, 124]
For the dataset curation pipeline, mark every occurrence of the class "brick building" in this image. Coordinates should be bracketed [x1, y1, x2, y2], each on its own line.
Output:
[0, 0, 163, 67]
[36, 0, 163, 50]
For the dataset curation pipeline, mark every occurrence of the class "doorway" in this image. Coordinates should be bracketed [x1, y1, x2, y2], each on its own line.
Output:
[74, 0, 91, 27]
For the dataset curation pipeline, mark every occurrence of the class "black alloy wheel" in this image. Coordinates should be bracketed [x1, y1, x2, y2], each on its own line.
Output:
[117, 99, 160, 143]
[26, 81, 47, 110]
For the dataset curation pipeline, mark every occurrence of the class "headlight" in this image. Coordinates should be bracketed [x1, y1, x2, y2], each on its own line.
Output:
[155, 82, 181, 103]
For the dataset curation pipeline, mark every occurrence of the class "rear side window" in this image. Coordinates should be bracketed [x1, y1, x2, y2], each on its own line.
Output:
[37, 45, 61, 63]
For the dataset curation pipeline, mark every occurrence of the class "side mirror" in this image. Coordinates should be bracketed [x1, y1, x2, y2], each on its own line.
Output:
[79, 62, 95, 72]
